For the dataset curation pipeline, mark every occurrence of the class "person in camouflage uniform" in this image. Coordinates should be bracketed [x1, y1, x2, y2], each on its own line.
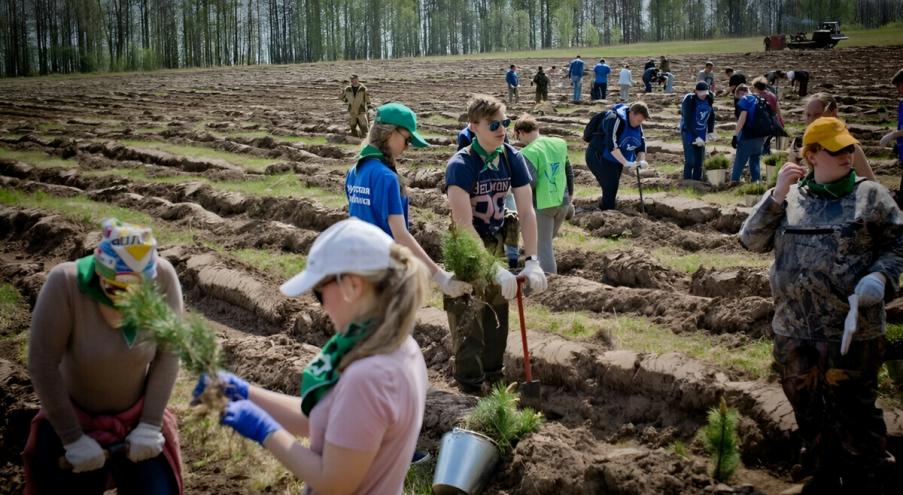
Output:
[340, 75, 372, 137]
[739, 117, 903, 494]
[532, 66, 550, 103]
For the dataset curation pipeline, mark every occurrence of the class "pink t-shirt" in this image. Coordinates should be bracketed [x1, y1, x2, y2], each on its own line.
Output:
[305, 336, 428, 495]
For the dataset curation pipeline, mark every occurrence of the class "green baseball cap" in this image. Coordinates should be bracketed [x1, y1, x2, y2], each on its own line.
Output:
[375, 103, 430, 148]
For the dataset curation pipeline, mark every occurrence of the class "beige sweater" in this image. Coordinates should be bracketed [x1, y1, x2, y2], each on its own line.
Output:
[28, 258, 182, 444]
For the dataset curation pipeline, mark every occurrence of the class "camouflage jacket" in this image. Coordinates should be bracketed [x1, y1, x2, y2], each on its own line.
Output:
[739, 179, 903, 341]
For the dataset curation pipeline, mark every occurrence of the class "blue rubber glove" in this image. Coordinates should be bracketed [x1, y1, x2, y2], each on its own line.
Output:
[193, 371, 249, 402]
[854, 272, 886, 306]
[221, 400, 283, 445]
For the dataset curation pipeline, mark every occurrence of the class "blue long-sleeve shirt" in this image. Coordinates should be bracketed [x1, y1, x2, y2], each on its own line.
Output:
[506, 70, 519, 87]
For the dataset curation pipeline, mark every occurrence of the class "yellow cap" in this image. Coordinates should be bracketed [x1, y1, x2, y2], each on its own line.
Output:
[802, 117, 859, 152]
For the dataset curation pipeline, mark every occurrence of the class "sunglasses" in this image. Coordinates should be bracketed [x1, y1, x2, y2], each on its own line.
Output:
[396, 129, 412, 146]
[823, 144, 855, 157]
[312, 276, 338, 304]
[488, 119, 511, 132]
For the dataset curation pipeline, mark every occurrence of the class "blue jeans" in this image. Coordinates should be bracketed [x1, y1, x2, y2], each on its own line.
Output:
[682, 132, 704, 181]
[731, 136, 766, 182]
[586, 148, 623, 210]
[572, 75, 583, 102]
[29, 420, 179, 494]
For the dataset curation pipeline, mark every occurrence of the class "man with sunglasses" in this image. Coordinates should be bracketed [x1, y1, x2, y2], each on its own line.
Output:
[444, 94, 548, 394]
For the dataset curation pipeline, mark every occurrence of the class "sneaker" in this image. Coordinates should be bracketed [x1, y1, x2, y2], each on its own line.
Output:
[411, 450, 431, 465]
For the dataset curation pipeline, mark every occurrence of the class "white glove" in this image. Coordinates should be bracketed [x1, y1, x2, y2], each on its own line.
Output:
[692, 137, 705, 147]
[432, 269, 473, 298]
[64, 434, 106, 473]
[708, 131, 719, 141]
[623, 161, 637, 170]
[493, 264, 518, 300]
[842, 294, 859, 355]
[879, 131, 896, 147]
[854, 272, 886, 306]
[637, 160, 649, 169]
[125, 422, 165, 463]
[521, 259, 548, 294]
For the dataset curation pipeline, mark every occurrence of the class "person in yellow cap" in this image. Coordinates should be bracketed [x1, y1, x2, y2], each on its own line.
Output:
[23, 218, 184, 494]
[739, 117, 902, 493]
[345, 102, 472, 300]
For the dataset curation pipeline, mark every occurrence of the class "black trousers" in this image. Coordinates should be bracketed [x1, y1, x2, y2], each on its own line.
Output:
[794, 71, 810, 97]
[585, 147, 623, 210]
[591, 82, 607, 100]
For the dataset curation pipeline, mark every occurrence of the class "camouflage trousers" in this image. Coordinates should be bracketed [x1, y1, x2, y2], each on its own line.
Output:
[444, 234, 511, 392]
[773, 335, 891, 491]
[348, 113, 369, 138]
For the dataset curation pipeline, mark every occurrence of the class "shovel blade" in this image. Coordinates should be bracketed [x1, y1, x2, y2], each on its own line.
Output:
[519, 380, 542, 409]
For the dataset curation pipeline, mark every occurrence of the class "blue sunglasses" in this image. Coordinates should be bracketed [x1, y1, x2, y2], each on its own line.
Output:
[488, 119, 512, 132]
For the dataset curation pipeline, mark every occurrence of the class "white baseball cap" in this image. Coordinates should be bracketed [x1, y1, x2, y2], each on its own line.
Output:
[280, 218, 395, 297]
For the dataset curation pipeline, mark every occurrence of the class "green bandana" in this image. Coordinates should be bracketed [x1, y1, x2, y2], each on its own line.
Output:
[75, 255, 139, 347]
[300, 321, 371, 416]
[800, 170, 857, 200]
[357, 144, 384, 161]
[472, 137, 503, 172]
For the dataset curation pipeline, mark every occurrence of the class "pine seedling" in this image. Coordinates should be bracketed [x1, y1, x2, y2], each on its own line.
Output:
[441, 225, 500, 296]
[117, 281, 225, 411]
[703, 396, 741, 482]
[464, 383, 543, 456]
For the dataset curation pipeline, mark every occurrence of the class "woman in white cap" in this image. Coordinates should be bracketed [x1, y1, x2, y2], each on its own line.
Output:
[194, 218, 429, 494]
[740, 117, 902, 493]
[346, 101, 471, 299]
[24, 218, 183, 494]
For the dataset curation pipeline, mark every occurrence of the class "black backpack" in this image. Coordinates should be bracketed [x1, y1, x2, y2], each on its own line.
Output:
[745, 96, 787, 138]
[583, 103, 627, 144]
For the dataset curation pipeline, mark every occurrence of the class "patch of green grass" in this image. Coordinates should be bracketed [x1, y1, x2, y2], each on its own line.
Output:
[83, 169, 347, 208]
[231, 249, 306, 280]
[607, 315, 773, 379]
[404, 458, 435, 495]
[119, 140, 281, 172]
[654, 247, 771, 273]
[0, 188, 200, 244]
[0, 146, 74, 169]
[515, 304, 600, 339]
[291, 135, 329, 145]
[133, 127, 167, 135]
[556, 223, 629, 253]
[432, 26, 903, 61]
[669, 440, 689, 459]
[423, 114, 460, 126]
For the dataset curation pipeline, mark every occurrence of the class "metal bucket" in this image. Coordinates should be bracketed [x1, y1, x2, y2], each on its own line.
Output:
[432, 428, 499, 495]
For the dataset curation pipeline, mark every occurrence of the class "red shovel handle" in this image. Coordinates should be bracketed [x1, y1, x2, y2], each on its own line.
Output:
[516, 277, 533, 382]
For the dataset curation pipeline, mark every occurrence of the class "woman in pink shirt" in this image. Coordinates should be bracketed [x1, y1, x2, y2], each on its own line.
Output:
[194, 218, 429, 494]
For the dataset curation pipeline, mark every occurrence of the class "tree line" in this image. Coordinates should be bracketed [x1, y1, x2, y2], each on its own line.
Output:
[2, 0, 902, 77]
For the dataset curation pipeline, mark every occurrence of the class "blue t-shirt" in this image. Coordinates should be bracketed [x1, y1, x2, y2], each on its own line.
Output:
[897, 100, 903, 161]
[345, 158, 409, 238]
[680, 94, 713, 140]
[602, 106, 646, 163]
[569, 59, 585, 78]
[506, 70, 519, 87]
[593, 63, 610, 83]
[737, 94, 758, 140]
[445, 143, 532, 237]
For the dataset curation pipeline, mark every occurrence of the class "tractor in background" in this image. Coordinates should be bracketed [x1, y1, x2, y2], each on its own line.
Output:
[765, 22, 849, 51]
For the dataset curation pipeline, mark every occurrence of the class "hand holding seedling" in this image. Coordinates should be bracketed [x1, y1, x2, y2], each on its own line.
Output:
[772, 162, 806, 203]
[193, 371, 249, 403]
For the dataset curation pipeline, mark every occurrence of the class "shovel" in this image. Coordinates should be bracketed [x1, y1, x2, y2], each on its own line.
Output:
[635, 165, 646, 214]
[515, 277, 541, 407]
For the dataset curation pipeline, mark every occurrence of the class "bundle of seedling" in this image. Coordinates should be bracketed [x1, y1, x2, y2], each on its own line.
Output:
[464, 383, 544, 456]
[441, 225, 503, 298]
[116, 281, 226, 414]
